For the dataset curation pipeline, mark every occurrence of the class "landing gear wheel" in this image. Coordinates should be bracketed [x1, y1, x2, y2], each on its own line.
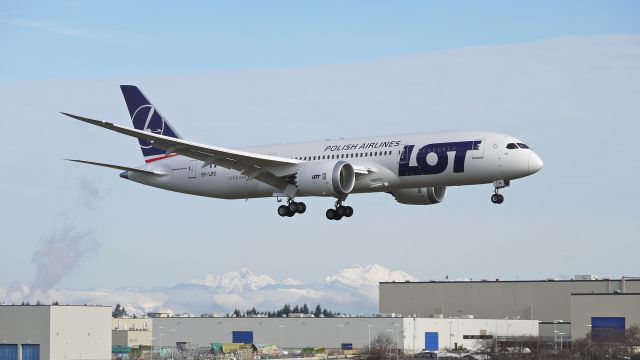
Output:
[491, 194, 505, 204]
[286, 209, 295, 217]
[344, 206, 353, 217]
[336, 206, 346, 217]
[326, 209, 336, 220]
[288, 201, 299, 212]
[334, 213, 343, 220]
[278, 205, 289, 216]
[296, 202, 307, 214]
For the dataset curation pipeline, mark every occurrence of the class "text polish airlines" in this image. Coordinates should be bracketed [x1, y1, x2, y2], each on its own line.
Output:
[63, 86, 543, 220]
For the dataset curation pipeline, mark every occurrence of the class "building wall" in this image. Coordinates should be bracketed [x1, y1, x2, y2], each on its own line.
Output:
[0, 305, 111, 360]
[49, 306, 111, 360]
[570, 294, 640, 339]
[152, 317, 538, 353]
[112, 330, 152, 348]
[407, 318, 538, 352]
[0, 306, 51, 360]
[379, 279, 640, 337]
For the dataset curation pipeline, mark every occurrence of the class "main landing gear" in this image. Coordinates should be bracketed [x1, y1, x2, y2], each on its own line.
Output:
[277, 199, 306, 217]
[491, 179, 510, 204]
[325, 198, 353, 221]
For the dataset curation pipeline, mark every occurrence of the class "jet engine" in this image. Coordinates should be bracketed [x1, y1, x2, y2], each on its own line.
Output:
[391, 186, 447, 205]
[295, 160, 355, 197]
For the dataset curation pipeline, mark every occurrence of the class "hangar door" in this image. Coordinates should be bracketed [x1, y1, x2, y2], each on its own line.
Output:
[232, 331, 254, 344]
[424, 332, 438, 351]
[21, 345, 40, 360]
[592, 317, 625, 342]
[0, 345, 18, 360]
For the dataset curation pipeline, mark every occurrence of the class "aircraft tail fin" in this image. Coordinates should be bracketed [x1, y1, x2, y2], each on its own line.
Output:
[120, 85, 182, 163]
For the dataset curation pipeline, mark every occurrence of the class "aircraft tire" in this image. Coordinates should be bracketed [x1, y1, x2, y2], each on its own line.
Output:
[278, 205, 289, 216]
[336, 206, 346, 217]
[296, 202, 307, 214]
[497, 194, 505, 204]
[344, 206, 353, 217]
[491, 194, 500, 204]
[288, 202, 299, 212]
[326, 209, 336, 220]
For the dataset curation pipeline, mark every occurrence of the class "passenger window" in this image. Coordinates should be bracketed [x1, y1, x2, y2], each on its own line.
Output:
[517, 143, 530, 149]
[506, 143, 518, 150]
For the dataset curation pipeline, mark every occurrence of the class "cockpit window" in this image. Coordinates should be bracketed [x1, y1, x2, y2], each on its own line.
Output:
[506, 143, 518, 149]
[517, 143, 530, 149]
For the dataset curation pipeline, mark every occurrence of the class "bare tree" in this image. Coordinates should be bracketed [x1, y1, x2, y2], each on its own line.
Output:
[362, 332, 395, 360]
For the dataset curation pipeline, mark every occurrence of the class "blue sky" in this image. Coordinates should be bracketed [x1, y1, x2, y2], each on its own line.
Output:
[1, 1, 639, 312]
[2, 1, 640, 80]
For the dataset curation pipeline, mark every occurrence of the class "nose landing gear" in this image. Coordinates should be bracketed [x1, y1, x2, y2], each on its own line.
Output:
[491, 179, 509, 204]
[326, 198, 353, 221]
[491, 192, 504, 204]
[277, 199, 306, 217]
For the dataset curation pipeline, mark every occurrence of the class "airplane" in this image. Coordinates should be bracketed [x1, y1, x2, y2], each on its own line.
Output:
[63, 85, 543, 220]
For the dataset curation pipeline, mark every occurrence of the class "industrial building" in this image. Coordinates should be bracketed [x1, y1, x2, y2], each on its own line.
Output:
[379, 276, 640, 339]
[0, 305, 111, 360]
[151, 316, 538, 353]
[112, 318, 153, 349]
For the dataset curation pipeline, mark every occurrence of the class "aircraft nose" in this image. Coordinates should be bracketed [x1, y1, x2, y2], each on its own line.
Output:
[528, 152, 544, 174]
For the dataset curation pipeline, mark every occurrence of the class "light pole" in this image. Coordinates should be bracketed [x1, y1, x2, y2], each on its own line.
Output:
[158, 326, 164, 359]
[368, 325, 373, 356]
[393, 323, 400, 360]
[448, 321, 454, 349]
[553, 320, 562, 352]
[279, 325, 285, 350]
[586, 324, 592, 360]
[558, 332, 565, 351]
[338, 324, 344, 353]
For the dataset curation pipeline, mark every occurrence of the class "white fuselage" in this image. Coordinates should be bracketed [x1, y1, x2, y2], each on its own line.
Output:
[126, 131, 542, 200]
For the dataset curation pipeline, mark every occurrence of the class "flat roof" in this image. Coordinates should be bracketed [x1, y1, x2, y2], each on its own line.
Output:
[571, 293, 640, 296]
[380, 279, 640, 284]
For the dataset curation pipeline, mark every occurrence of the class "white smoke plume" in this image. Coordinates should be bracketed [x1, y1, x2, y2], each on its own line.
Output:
[30, 223, 100, 292]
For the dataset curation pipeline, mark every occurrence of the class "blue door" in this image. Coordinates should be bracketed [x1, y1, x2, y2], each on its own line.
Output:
[21, 345, 40, 360]
[232, 331, 254, 344]
[592, 317, 625, 342]
[425, 332, 438, 351]
[0, 345, 18, 360]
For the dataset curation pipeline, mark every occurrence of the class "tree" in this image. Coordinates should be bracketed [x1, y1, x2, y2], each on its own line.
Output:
[363, 332, 394, 360]
[314, 304, 322, 318]
[112, 303, 128, 318]
[301, 304, 309, 314]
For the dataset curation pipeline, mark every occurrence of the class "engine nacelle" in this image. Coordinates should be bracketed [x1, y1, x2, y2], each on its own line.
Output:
[391, 186, 447, 205]
[296, 160, 355, 197]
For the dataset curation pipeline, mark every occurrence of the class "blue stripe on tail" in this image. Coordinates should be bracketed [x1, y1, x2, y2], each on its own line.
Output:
[120, 85, 181, 159]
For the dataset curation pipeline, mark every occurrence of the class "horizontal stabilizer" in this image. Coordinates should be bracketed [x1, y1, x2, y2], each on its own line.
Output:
[65, 159, 166, 176]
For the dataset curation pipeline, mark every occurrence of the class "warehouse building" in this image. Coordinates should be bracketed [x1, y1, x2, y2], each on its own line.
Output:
[151, 316, 538, 353]
[379, 276, 640, 339]
[0, 305, 111, 360]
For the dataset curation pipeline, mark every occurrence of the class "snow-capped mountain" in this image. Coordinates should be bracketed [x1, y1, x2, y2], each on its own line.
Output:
[1, 264, 416, 316]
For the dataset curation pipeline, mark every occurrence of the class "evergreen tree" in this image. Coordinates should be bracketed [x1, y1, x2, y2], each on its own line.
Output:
[301, 304, 309, 314]
[292, 305, 300, 313]
[314, 304, 322, 317]
[282, 304, 292, 316]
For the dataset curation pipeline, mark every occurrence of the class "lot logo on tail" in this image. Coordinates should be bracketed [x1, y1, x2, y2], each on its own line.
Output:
[132, 105, 165, 149]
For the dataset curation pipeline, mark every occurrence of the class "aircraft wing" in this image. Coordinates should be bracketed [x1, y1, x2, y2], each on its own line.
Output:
[62, 112, 301, 194]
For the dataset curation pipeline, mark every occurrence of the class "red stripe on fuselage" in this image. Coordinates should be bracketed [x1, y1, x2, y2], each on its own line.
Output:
[145, 153, 178, 163]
